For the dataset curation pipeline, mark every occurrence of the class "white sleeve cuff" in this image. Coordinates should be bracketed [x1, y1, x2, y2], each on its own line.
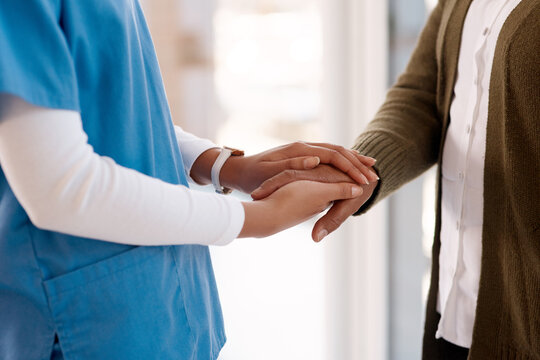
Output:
[211, 197, 245, 246]
[174, 125, 218, 180]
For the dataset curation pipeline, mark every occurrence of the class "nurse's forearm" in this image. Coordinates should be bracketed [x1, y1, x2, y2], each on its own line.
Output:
[190, 144, 378, 196]
[0, 95, 244, 246]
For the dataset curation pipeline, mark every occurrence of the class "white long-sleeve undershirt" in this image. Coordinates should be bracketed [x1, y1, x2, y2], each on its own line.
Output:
[0, 95, 244, 246]
[173, 124, 219, 181]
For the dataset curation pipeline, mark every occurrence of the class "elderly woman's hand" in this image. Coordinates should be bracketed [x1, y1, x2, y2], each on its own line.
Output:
[251, 164, 379, 242]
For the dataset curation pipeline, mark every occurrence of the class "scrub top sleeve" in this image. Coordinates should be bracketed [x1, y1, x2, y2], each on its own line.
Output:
[0, 0, 79, 111]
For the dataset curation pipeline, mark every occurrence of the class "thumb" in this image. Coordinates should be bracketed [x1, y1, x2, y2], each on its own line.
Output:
[311, 198, 362, 242]
[302, 156, 321, 169]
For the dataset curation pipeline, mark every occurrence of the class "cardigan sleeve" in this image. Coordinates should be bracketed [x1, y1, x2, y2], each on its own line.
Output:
[353, 0, 446, 214]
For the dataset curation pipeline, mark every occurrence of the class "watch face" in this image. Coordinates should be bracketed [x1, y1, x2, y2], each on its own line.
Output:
[215, 186, 232, 195]
[224, 146, 245, 156]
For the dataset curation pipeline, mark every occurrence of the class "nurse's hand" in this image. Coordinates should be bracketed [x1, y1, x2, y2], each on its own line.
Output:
[238, 180, 364, 238]
[220, 142, 378, 194]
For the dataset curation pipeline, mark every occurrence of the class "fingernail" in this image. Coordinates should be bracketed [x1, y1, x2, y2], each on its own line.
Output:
[368, 157, 377, 164]
[352, 186, 362, 197]
[361, 174, 370, 185]
[369, 170, 379, 181]
[304, 156, 320, 168]
[316, 229, 328, 242]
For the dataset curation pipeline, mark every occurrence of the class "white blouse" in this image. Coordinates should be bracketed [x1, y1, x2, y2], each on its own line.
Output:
[438, 0, 523, 348]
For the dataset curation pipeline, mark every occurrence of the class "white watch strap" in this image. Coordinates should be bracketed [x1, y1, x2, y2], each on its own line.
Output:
[211, 147, 233, 194]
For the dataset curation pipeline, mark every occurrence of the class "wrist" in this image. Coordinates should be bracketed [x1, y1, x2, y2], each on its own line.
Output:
[190, 147, 245, 191]
[190, 148, 220, 185]
[239, 200, 275, 238]
[219, 154, 245, 191]
[354, 178, 379, 216]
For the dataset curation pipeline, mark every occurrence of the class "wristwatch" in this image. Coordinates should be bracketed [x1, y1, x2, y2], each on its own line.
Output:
[211, 146, 244, 194]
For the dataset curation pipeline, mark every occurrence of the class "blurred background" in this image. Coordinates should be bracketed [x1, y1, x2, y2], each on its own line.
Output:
[140, 0, 437, 359]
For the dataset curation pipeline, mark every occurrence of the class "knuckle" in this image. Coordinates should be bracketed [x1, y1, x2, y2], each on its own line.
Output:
[283, 169, 297, 180]
[283, 143, 295, 152]
[293, 157, 305, 167]
[258, 180, 272, 190]
[319, 173, 331, 182]
[264, 177, 276, 186]
[330, 150, 340, 162]
[339, 159, 353, 171]
[326, 217, 342, 231]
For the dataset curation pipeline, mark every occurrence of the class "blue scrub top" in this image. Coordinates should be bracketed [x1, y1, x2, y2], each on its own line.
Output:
[0, 1, 225, 359]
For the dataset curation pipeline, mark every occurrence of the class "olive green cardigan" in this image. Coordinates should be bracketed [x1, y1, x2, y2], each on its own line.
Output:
[353, 0, 539, 358]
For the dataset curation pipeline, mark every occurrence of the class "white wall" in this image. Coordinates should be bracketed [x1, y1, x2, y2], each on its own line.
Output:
[321, 0, 389, 359]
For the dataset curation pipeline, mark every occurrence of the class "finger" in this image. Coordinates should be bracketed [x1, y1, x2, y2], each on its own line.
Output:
[251, 166, 354, 200]
[311, 198, 364, 242]
[308, 142, 376, 165]
[305, 142, 379, 182]
[320, 182, 363, 202]
[251, 170, 303, 200]
[314, 148, 371, 185]
[297, 141, 374, 165]
[276, 142, 373, 184]
[274, 156, 321, 171]
[355, 152, 377, 166]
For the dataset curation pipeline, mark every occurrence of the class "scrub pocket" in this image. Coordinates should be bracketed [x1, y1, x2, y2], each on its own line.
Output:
[43, 246, 197, 359]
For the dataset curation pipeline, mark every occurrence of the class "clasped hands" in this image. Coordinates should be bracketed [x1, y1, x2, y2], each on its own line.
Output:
[192, 142, 378, 242]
